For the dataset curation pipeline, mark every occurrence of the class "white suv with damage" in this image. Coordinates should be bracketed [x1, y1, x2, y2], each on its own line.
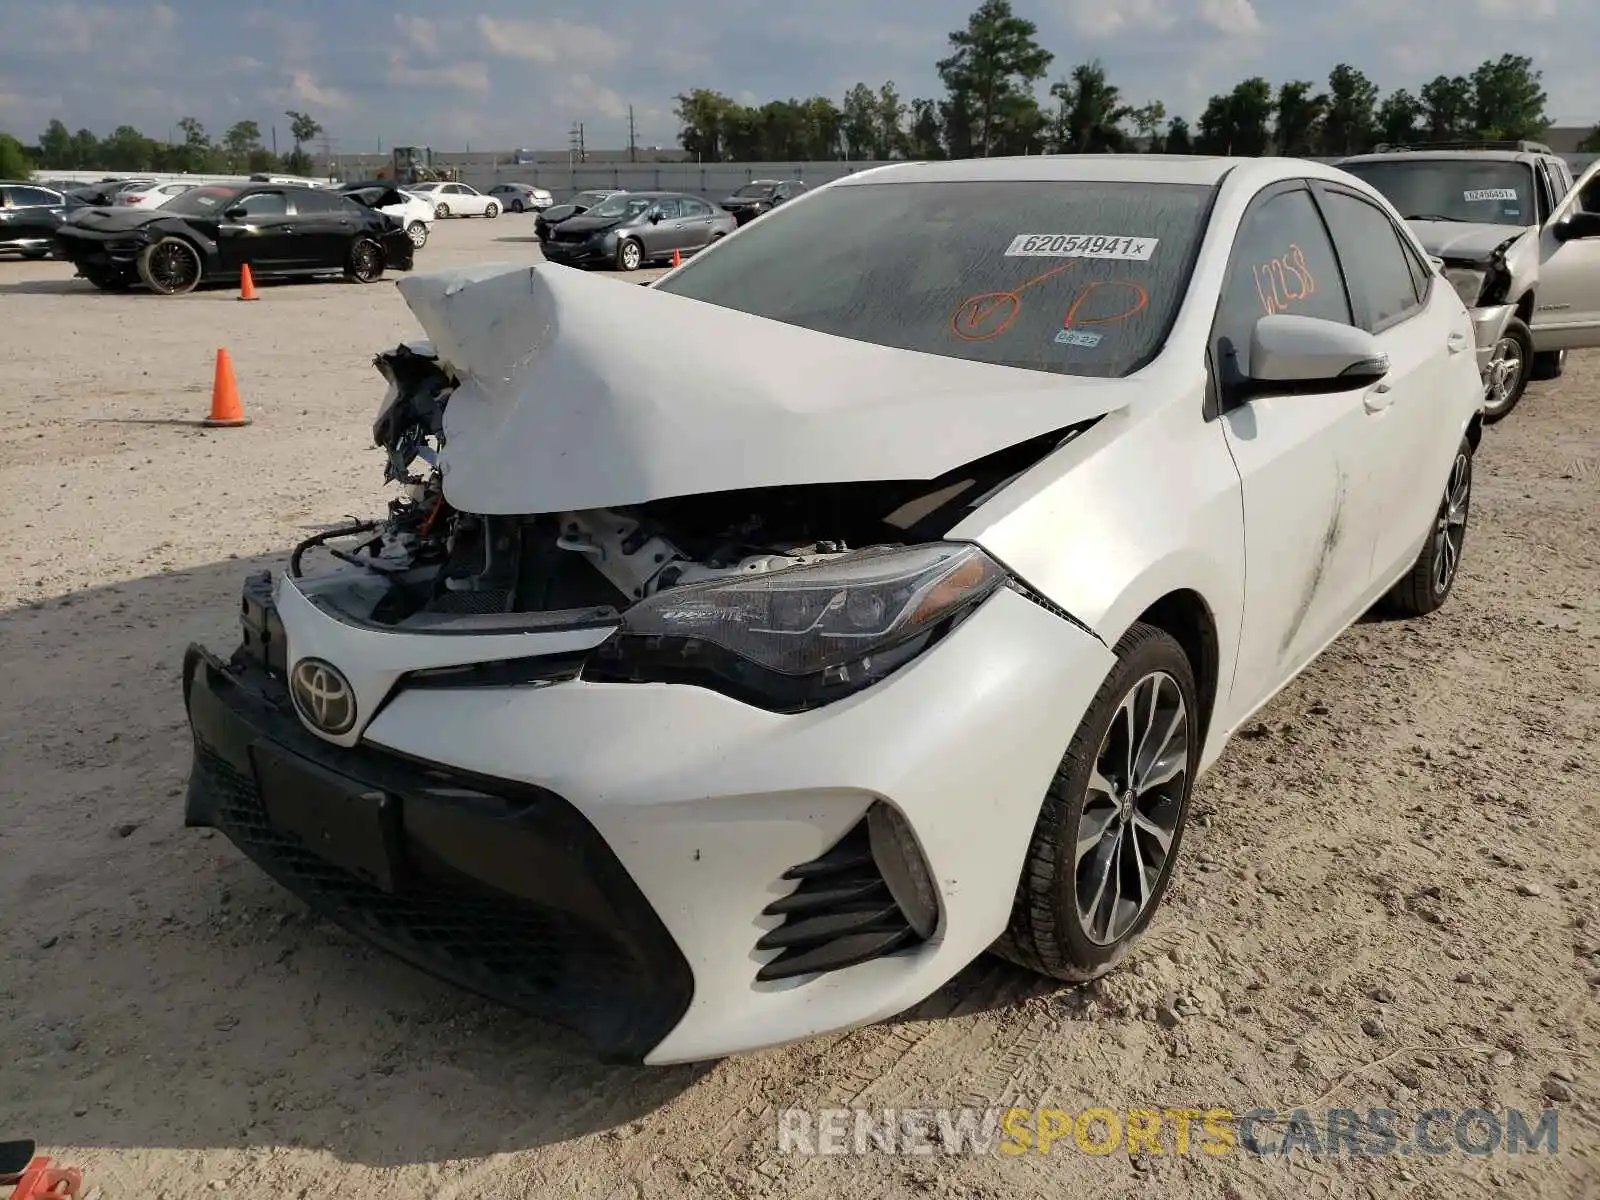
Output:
[1339, 141, 1600, 421]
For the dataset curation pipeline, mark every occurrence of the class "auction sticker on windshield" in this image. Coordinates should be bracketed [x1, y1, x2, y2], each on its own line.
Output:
[1464, 189, 1519, 202]
[1005, 234, 1159, 260]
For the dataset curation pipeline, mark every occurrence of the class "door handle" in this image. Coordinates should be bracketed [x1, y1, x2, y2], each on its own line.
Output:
[1363, 382, 1394, 413]
[1447, 331, 1468, 354]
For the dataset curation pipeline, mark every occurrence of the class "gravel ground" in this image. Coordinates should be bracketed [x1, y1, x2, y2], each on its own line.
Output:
[1, 216, 1596, 1200]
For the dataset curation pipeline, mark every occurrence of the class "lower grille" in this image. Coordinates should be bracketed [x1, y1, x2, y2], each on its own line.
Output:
[754, 818, 921, 982]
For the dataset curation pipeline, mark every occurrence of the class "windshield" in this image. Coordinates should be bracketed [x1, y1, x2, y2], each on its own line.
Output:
[570, 190, 615, 207]
[733, 184, 778, 197]
[1339, 159, 1534, 226]
[589, 195, 654, 220]
[161, 186, 242, 216]
[655, 180, 1214, 378]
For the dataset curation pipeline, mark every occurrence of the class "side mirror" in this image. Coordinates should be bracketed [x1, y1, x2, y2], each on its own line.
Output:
[648, 211, 662, 224]
[1554, 210, 1600, 241]
[223, 205, 247, 220]
[1240, 314, 1389, 397]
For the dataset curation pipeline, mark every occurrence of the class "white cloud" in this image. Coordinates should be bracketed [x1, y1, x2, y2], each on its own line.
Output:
[1197, 0, 1262, 34]
[1059, 0, 1178, 37]
[386, 52, 490, 94]
[475, 17, 622, 69]
[264, 69, 350, 111]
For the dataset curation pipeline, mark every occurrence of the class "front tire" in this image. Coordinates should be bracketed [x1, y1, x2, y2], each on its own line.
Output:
[994, 623, 1198, 982]
[344, 237, 385, 284]
[435, 203, 450, 219]
[616, 239, 643, 272]
[21, 248, 49, 260]
[406, 221, 428, 248]
[1380, 437, 1472, 618]
[1482, 317, 1533, 422]
[137, 236, 202, 295]
[1530, 348, 1567, 381]
[484, 202, 500, 219]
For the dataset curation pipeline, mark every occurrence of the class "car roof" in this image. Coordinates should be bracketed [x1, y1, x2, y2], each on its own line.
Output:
[1339, 149, 1537, 165]
[831, 154, 1417, 193]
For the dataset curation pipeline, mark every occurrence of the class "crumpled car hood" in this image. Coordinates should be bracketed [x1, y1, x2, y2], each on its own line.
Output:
[394, 262, 1132, 515]
[1407, 220, 1530, 261]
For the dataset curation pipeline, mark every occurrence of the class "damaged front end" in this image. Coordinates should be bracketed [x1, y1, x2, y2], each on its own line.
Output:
[1437, 234, 1522, 376]
[265, 342, 1090, 714]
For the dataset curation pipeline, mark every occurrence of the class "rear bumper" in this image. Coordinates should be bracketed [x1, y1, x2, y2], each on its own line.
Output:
[181, 645, 694, 1063]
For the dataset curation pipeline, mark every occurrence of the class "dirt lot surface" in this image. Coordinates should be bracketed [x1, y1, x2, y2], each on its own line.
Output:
[1, 217, 1596, 1200]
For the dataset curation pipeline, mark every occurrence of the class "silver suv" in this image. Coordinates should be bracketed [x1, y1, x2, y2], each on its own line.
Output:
[1338, 141, 1600, 421]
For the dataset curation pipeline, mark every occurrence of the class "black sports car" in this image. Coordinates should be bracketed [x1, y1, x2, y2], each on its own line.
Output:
[534, 189, 625, 242]
[52, 182, 416, 295]
[717, 179, 808, 225]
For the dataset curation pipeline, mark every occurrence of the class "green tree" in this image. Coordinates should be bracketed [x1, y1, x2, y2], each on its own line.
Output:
[283, 110, 321, 173]
[0, 132, 33, 179]
[1128, 101, 1167, 152]
[1166, 116, 1193, 154]
[37, 119, 73, 168]
[99, 125, 157, 171]
[1196, 78, 1273, 155]
[1580, 125, 1600, 153]
[1049, 59, 1130, 152]
[907, 99, 944, 158]
[1376, 89, 1424, 146]
[876, 82, 910, 158]
[936, 0, 1054, 157]
[1470, 54, 1548, 140]
[1318, 64, 1378, 155]
[1420, 75, 1474, 140]
[223, 119, 262, 159]
[841, 83, 878, 159]
[68, 128, 99, 166]
[171, 116, 214, 172]
[674, 89, 739, 160]
[799, 96, 843, 160]
[1273, 80, 1326, 156]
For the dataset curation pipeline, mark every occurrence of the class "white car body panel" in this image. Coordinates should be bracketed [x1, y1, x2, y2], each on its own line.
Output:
[184, 153, 1487, 1065]
[414, 183, 496, 216]
[1532, 158, 1600, 350]
[375, 192, 434, 230]
[396, 262, 1132, 515]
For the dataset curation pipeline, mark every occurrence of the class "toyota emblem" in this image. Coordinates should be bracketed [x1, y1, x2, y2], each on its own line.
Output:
[289, 658, 357, 735]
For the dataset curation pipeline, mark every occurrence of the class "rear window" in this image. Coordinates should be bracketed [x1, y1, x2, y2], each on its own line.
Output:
[162, 186, 241, 216]
[655, 180, 1215, 378]
[1338, 159, 1534, 226]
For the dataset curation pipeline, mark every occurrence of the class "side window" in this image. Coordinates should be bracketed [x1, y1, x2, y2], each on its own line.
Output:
[340, 197, 370, 217]
[1318, 191, 1425, 330]
[235, 191, 288, 216]
[654, 198, 682, 219]
[1215, 187, 1351, 382]
[9, 186, 61, 207]
[289, 189, 340, 214]
[1533, 166, 1554, 223]
[682, 198, 709, 217]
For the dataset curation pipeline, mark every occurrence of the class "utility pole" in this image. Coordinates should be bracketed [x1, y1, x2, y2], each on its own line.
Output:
[628, 106, 637, 162]
[568, 122, 586, 163]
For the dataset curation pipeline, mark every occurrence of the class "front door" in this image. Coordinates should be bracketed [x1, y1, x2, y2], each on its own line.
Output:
[677, 198, 715, 252]
[1530, 159, 1600, 351]
[1313, 181, 1471, 584]
[217, 190, 299, 272]
[641, 198, 683, 256]
[1212, 182, 1387, 729]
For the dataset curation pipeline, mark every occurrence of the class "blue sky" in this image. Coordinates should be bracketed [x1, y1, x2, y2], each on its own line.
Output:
[0, 0, 1594, 153]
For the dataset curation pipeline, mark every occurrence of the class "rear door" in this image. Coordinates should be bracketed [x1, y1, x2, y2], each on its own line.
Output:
[286, 188, 355, 268]
[1313, 180, 1472, 584]
[678, 197, 715, 251]
[216, 189, 297, 272]
[1530, 159, 1600, 350]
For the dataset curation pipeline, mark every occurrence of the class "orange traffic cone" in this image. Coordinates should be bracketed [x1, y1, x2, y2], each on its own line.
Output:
[203, 348, 251, 427]
[671, 248, 682, 268]
[238, 264, 258, 300]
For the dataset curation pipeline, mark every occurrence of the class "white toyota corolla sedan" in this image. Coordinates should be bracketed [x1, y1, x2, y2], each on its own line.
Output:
[182, 154, 1484, 1065]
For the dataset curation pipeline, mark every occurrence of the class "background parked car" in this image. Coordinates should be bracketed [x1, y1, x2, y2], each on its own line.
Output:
[407, 182, 501, 219]
[540, 191, 736, 271]
[52, 182, 416, 295]
[0, 182, 70, 258]
[67, 179, 155, 206]
[718, 179, 809, 225]
[114, 181, 197, 210]
[487, 182, 553, 213]
[338, 181, 435, 248]
[535, 189, 625, 242]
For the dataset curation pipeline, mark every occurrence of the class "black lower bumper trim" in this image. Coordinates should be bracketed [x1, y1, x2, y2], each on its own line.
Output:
[182, 644, 693, 1063]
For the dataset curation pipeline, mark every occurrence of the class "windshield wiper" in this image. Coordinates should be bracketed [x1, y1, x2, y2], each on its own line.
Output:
[1403, 213, 1467, 222]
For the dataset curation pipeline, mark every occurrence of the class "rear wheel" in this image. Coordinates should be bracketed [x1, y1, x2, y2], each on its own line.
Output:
[1530, 348, 1567, 381]
[344, 237, 385, 283]
[406, 221, 428, 248]
[1381, 437, 1472, 618]
[1482, 317, 1533, 423]
[435, 203, 450, 219]
[137, 236, 202, 295]
[994, 623, 1198, 982]
[484, 201, 500, 219]
[616, 239, 643, 271]
[509, 199, 524, 213]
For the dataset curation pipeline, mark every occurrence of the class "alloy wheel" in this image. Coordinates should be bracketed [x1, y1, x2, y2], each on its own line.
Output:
[621, 242, 641, 270]
[1432, 450, 1471, 594]
[147, 241, 199, 294]
[407, 221, 427, 248]
[1075, 671, 1189, 946]
[348, 240, 383, 283]
[1483, 335, 1524, 415]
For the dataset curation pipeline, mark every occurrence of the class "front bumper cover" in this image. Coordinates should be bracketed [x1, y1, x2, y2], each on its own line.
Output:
[181, 644, 694, 1063]
[1468, 303, 1515, 374]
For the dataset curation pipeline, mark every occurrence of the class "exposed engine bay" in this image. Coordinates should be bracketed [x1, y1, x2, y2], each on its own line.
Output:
[294, 343, 1088, 633]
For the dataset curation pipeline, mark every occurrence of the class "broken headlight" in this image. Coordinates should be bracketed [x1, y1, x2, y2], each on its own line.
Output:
[584, 543, 1006, 711]
[1442, 266, 1487, 307]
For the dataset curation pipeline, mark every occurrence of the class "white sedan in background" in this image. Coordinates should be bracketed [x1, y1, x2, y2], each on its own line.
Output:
[181, 154, 1485, 1065]
[407, 181, 501, 219]
[113, 181, 196, 209]
[337, 182, 435, 248]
